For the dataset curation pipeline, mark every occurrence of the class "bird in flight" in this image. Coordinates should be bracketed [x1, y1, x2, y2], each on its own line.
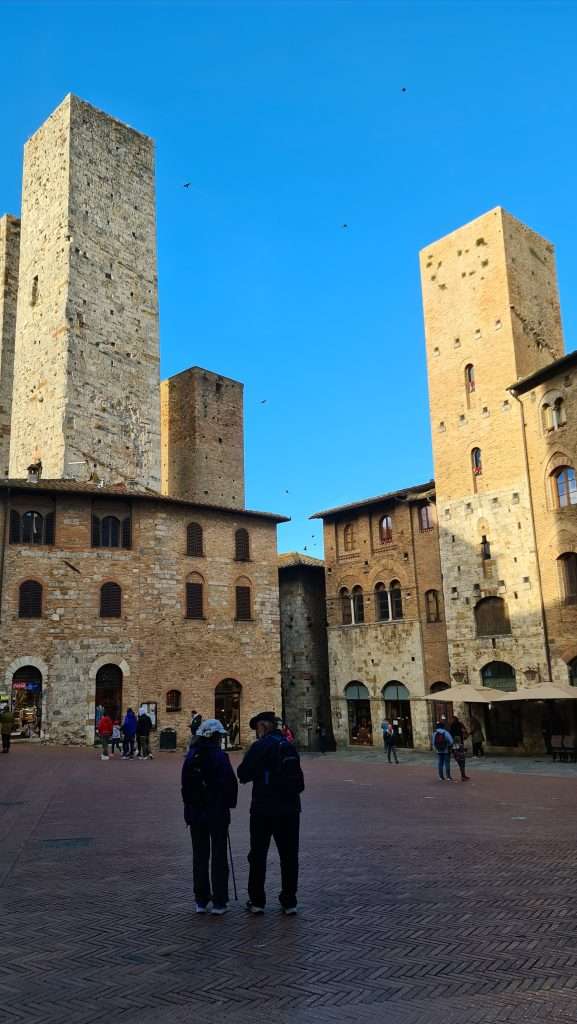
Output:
[183, 182, 192, 188]
[401, 87, 407, 93]
[260, 399, 267, 404]
[341, 224, 348, 229]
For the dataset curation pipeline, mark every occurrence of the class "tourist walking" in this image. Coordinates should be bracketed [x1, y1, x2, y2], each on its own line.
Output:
[182, 719, 238, 915]
[97, 712, 114, 760]
[137, 709, 153, 759]
[469, 715, 485, 757]
[237, 711, 304, 915]
[452, 736, 470, 781]
[383, 721, 399, 764]
[190, 709, 202, 738]
[0, 704, 14, 753]
[432, 720, 454, 780]
[121, 708, 137, 758]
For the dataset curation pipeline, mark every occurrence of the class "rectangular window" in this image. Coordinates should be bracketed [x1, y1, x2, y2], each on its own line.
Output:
[419, 505, 433, 531]
[186, 582, 204, 619]
[235, 586, 252, 621]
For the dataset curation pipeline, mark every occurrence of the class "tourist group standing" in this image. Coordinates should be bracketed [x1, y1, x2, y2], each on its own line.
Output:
[97, 706, 153, 760]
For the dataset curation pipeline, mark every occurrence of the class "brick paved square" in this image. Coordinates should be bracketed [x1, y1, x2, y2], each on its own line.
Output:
[3, 747, 577, 1024]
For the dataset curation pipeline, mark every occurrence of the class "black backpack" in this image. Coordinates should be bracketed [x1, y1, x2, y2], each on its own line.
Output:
[183, 748, 211, 808]
[266, 738, 305, 797]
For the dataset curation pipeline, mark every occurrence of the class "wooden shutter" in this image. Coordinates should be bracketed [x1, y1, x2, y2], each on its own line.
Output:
[44, 511, 55, 546]
[187, 523, 203, 556]
[92, 515, 101, 547]
[122, 516, 132, 550]
[9, 510, 20, 544]
[235, 528, 250, 561]
[100, 582, 122, 618]
[235, 585, 252, 621]
[19, 580, 42, 618]
[186, 582, 203, 619]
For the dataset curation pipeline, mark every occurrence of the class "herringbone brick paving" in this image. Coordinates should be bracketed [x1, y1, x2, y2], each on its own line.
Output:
[2, 747, 577, 1023]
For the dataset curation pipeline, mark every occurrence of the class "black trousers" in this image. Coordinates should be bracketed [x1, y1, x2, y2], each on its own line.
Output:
[1, 733, 10, 753]
[248, 812, 300, 909]
[122, 735, 135, 757]
[190, 817, 229, 906]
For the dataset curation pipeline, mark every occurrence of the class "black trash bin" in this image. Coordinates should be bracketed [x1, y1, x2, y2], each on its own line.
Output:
[159, 727, 177, 751]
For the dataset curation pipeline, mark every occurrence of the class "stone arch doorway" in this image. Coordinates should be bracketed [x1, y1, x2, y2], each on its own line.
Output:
[215, 679, 242, 749]
[344, 682, 372, 745]
[481, 662, 522, 747]
[382, 682, 413, 748]
[11, 666, 43, 738]
[95, 664, 123, 724]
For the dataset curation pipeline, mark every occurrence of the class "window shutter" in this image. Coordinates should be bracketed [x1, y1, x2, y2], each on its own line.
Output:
[235, 585, 252, 621]
[187, 523, 203, 556]
[186, 582, 204, 619]
[122, 516, 132, 550]
[45, 511, 55, 546]
[9, 510, 20, 544]
[235, 529, 250, 561]
[92, 515, 101, 548]
[100, 582, 122, 618]
[19, 580, 42, 618]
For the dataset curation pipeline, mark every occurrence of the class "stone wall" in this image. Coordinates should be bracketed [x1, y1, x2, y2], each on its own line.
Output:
[0, 215, 20, 477]
[160, 367, 244, 508]
[9, 95, 161, 489]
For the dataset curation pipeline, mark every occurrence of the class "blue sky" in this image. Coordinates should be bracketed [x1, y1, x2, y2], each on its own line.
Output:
[2, 0, 577, 554]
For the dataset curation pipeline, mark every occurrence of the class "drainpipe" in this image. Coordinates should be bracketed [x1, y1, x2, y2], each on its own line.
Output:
[0, 488, 10, 624]
[508, 387, 553, 683]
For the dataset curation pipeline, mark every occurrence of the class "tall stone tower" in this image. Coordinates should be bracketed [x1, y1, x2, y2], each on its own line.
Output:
[160, 367, 245, 508]
[9, 95, 161, 489]
[0, 215, 20, 477]
[420, 207, 564, 691]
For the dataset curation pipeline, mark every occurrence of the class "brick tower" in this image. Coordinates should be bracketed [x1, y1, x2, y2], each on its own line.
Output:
[8, 95, 161, 489]
[0, 215, 20, 478]
[420, 207, 564, 692]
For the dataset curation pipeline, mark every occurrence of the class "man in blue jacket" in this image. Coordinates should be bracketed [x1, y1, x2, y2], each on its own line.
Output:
[237, 711, 304, 915]
[432, 720, 454, 781]
[182, 718, 238, 915]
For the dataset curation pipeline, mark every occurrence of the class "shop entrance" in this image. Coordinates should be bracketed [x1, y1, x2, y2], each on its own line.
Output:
[95, 664, 123, 724]
[215, 679, 242, 748]
[345, 682, 373, 745]
[12, 666, 43, 738]
[382, 682, 413, 748]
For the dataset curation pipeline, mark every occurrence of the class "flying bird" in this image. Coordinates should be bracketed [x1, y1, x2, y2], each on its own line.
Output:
[341, 224, 348, 229]
[260, 399, 267, 404]
[183, 182, 192, 188]
[401, 87, 407, 93]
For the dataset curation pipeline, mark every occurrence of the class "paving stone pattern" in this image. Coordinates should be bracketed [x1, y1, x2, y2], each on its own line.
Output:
[2, 747, 577, 1024]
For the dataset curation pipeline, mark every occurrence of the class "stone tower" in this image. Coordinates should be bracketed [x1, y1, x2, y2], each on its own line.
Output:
[0, 215, 20, 477]
[420, 207, 564, 690]
[9, 95, 161, 489]
[160, 367, 245, 508]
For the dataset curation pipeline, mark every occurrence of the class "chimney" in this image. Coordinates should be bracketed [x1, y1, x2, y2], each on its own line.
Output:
[27, 460, 42, 483]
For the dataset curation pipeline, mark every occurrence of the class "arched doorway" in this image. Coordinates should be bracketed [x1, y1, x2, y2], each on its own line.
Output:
[344, 682, 372, 745]
[12, 666, 43, 738]
[382, 682, 413, 748]
[481, 662, 522, 747]
[95, 664, 123, 725]
[429, 682, 453, 727]
[215, 679, 242, 749]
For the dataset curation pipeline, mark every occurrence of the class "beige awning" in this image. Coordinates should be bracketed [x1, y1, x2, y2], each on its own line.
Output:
[423, 685, 504, 704]
[491, 684, 577, 702]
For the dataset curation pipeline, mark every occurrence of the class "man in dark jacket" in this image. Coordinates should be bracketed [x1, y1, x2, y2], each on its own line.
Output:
[136, 709, 153, 759]
[237, 711, 304, 916]
[182, 718, 238, 915]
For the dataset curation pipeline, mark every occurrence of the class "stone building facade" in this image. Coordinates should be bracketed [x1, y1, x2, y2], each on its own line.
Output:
[0, 96, 284, 746]
[278, 553, 333, 750]
[311, 484, 450, 750]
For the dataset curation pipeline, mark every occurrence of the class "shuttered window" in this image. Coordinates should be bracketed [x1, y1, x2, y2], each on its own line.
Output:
[92, 515, 101, 548]
[559, 553, 577, 605]
[425, 589, 440, 622]
[100, 582, 122, 618]
[235, 586, 252, 621]
[235, 528, 250, 561]
[187, 522, 203, 556]
[186, 582, 204, 619]
[475, 597, 511, 636]
[19, 580, 42, 618]
[390, 580, 403, 619]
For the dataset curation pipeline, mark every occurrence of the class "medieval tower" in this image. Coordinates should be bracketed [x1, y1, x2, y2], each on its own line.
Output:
[8, 94, 161, 489]
[420, 207, 564, 699]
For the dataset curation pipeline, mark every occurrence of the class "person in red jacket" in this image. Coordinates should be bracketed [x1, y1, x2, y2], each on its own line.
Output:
[98, 713, 114, 760]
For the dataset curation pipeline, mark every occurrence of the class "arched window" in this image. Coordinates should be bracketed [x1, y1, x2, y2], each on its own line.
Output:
[92, 514, 131, 548]
[343, 523, 356, 552]
[390, 579, 403, 619]
[235, 577, 252, 621]
[235, 528, 250, 561]
[352, 585, 364, 624]
[166, 689, 182, 712]
[425, 589, 440, 622]
[18, 580, 42, 618]
[481, 661, 516, 692]
[465, 363, 475, 394]
[100, 582, 122, 618]
[379, 515, 393, 544]
[419, 504, 433, 531]
[375, 582, 390, 621]
[474, 596, 511, 636]
[382, 682, 410, 701]
[340, 587, 352, 625]
[558, 553, 577, 605]
[553, 467, 577, 508]
[187, 522, 204, 557]
[543, 397, 567, 432]
[9, 510, 55, 545]
[186, 574, 204, 619]
[480, 535, 491, 560]
[471, 447, 483, 477]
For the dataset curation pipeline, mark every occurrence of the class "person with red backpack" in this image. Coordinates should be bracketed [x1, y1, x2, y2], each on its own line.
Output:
[432, 720, 454, 781]
[237, 711, 305, 916]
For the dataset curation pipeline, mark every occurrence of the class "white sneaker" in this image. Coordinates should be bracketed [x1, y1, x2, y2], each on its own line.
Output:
[101, 755, 109, 761]
[195, 903, 209, 914]
[282, 906, 298, 916]
[148, 754, 153, 759]
[211, 905, 228, 916]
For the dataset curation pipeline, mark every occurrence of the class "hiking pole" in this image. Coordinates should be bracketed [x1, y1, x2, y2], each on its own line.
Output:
[228, 833, 238, 901]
